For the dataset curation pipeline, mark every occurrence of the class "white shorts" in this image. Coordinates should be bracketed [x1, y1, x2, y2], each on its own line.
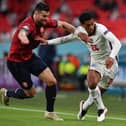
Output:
[90, 60, 118, 89]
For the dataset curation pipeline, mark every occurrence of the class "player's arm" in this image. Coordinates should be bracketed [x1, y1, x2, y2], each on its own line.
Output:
[40, 29, 91, 45]
[57, 21, 75, 33]
[105, 31, 121, 69]
[40, 33, 77, 45]
[103, 29, 121, 59]
[47, 33, 78, 45]
[40, 33, 90, 45]
[57, 21, 90, 42]
[18, 29, 29, 44]
[100, 24, 121, 59]
[40, 23, 90, 45]
[104, 31, 121, 59]
[102, 27, 121, 68]
[40, 34, 90, 46]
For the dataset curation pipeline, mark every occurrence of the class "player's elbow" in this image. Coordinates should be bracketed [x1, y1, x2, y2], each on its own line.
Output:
[58, 21, 66, 27]
[119, 41, 122, 49]
[58, 21, 75, 33]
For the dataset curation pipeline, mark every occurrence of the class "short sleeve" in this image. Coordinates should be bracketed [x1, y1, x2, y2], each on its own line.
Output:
[19, 23, 34, 34]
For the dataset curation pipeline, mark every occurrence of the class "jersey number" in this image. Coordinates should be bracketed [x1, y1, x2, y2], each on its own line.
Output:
[91, 45, 99, 51]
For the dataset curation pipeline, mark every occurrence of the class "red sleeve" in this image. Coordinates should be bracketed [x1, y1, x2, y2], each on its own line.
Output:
[19, 23, 34, 34]
[45, 19, 58, 28]
[18, 17, 35, 34]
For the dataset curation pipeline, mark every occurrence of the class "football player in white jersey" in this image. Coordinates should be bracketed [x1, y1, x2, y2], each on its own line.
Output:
[75, 11, 121, 122]
[39, 11, 121, 122]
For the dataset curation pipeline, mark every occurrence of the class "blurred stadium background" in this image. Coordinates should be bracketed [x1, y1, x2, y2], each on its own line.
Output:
[0, 0, 126, 125]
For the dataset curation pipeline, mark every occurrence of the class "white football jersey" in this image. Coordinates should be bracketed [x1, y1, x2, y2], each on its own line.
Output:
[77, 23, 121, 63]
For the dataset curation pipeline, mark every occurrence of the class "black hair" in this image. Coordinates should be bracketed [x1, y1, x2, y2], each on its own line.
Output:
[33, 2, 49, 13]
[79, 11, 94, 24]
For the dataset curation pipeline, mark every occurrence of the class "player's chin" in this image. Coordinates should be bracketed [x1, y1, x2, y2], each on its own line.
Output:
[37, 21, 45, 27]
[40, 21, 46, 26]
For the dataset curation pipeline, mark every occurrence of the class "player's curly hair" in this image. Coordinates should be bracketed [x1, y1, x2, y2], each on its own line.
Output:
[79, 11, 94, 24]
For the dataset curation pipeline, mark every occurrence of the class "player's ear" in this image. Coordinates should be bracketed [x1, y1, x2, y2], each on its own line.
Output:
[34, 10, 38, 16]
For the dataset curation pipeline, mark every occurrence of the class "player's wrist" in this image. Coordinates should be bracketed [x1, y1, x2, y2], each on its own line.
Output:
[109, 55, 115, 59]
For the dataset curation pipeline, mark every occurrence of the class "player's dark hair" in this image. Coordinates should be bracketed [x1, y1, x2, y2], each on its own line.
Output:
[79, 11, 94, 24]
[33, 2, 49, 13]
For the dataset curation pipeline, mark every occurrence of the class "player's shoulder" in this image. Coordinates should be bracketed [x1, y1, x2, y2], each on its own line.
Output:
[95, 22, 109, 35]
[96, 22, 108, 32]
[19, 16, 34, 26]
[19, 16, 35, 30]
[76, 26, 88, 34]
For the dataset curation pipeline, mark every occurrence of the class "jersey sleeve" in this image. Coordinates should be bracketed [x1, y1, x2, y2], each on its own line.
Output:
[45, 19, 58, 28]
[98, 24, 121, 58]
[98, 24, 110, 36]
[19, 23, 34, 35]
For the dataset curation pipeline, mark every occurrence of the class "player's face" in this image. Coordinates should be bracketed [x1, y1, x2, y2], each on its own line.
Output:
[82, 19, 95, 35]
[35, 10, 50, 26]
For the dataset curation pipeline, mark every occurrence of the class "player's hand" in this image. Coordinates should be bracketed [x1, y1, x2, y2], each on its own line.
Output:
[78, 32, 91, 43]
[105, 57, 114, 69]
[35, 36, 48, 45]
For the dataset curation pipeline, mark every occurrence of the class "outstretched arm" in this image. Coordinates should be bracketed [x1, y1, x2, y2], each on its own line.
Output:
[47, 33, 78, 45]
[39, 33, 77, 45]
[57, 21, 90, 42]
[40, 32, 90, 45]
[57, 21, 76, 33]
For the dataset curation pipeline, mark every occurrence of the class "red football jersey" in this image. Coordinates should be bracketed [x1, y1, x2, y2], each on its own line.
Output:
[7, 16, 57, 62]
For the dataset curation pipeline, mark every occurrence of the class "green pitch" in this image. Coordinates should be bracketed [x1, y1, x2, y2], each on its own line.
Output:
[0, 91, 126, 126]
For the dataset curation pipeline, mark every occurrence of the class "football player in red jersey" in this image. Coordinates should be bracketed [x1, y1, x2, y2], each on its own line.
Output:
[0, 2, 89, 121]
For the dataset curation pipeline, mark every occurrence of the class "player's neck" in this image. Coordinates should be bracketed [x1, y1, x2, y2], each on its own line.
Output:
[89, 25, 96, 36]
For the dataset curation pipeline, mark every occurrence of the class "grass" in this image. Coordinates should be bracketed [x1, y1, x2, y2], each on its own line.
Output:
[0, 91, 126, 126]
